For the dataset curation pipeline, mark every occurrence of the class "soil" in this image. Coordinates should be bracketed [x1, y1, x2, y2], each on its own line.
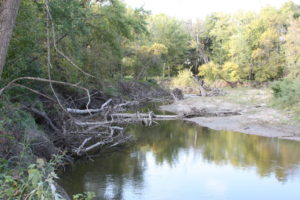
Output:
[160, 88, 300, 141]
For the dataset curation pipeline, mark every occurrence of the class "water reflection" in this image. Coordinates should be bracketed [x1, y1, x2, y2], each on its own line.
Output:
[60, 121, 300, 200]
[131, 121, 300, 181]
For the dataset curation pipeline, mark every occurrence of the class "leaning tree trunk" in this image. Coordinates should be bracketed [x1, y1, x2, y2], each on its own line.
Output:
[0, 0, 22, 78]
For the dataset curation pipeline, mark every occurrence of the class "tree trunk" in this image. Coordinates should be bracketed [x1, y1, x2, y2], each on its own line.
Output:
[0, 0, 21, 78]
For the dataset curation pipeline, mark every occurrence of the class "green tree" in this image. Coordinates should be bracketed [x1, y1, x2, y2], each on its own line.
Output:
[148, 14, 190, 75]
[284, 18, 300, 78]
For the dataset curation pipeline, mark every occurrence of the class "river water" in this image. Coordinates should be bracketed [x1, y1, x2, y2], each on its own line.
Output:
[60, 120, 300, 200]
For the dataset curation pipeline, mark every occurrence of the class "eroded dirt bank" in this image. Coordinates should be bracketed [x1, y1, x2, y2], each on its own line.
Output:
[161, 88, 300, 141]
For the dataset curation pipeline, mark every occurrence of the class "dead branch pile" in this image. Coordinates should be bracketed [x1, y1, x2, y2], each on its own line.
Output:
[19, 93, 178, 157]
[63, 99, 178, 156]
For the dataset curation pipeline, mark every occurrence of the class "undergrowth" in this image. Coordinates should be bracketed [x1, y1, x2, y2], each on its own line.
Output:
[271, 78, 300, 119]
[0, 155, 64, 200]
[0, 97, 95, 200]
[170, 69, 199, 93]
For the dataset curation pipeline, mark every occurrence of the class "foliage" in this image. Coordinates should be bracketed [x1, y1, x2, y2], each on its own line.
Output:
[221, 62, 241, 82]
[0, 156, 65, 200]
[0, 98, 37, 135]
[284, 18, 300, 78]
[123, 43, 168, 79]
[171, 69, 198, 88]
[271, 79, 300, 108]
[0, 99, 96, 199]
[147, 14, 190, 74]
[192, 2, 300, 83]
[1, 0, 149, 87]
[73, 192, 96, 200]
[198, 61, 220, 82]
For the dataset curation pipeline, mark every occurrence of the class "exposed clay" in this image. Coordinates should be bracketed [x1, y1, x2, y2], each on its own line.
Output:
[161, 88, 300, 141]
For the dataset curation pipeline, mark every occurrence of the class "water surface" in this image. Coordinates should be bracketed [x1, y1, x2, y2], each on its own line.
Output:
[60, 120, 300, 200]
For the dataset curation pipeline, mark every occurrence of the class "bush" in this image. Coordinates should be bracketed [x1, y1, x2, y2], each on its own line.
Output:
[198, 61, 220, 83]
[271, 79, 300, 106]
[0, 156, 65, 200]
[271, 79, 300, 118]
[222, 62, 241, 82]
[171, 69, 198, 88]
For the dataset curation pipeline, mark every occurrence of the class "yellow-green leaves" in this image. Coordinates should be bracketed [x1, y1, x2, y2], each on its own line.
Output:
[198, 62, 220, 82]
[284, 18, 300, 78]
[198, 61, 241, 83]
[172, 69, 198, 88]
[149, 43, 168, 56]
[222, 62, 241, 82]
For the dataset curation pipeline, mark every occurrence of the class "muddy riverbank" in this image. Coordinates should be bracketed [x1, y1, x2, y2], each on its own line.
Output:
[161, 88, 300, 141]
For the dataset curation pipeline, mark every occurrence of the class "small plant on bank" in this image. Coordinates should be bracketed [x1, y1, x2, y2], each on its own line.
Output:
[0, 155, 65, 200]
[73, 192, 96, 200]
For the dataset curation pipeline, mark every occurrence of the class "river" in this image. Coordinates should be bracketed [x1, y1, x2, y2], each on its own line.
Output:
[60, 120, 300, 200]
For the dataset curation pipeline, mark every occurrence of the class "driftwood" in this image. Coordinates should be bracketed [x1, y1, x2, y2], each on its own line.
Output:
[74, 121, 113, 127]
[66, 95, 178, 155]
[111, 113, 178, 119]
[74, 112, 177, 127]
[66, 99, 141, 114]
[74, 134, 132, 156]
[183, 108, 241, 118]
[66, 99, 112, 114]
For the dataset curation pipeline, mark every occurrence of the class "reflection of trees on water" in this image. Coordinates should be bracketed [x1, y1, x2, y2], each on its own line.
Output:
[130, 120, 300, 181]
[61, 120, 300, 199]
[60, 150, 146, 199]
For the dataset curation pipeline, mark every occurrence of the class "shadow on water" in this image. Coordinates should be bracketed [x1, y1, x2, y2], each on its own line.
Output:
[60, 120, 300, 200]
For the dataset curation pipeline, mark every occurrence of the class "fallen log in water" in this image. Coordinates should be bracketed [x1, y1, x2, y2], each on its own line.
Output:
[66, 99, 112, 114]
[74, 113, 178, 128]
[111, 113, 178, 119]
[66, 99, 141, 114]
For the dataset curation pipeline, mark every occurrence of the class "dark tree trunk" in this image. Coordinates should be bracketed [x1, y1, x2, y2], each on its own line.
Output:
[0, 0, 22, 78]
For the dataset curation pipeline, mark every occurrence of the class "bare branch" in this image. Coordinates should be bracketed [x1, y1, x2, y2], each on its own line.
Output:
[75, 137, 92, 155]
[66, 99, 112, 114]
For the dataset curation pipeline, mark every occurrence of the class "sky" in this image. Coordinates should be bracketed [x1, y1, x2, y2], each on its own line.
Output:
[124, 0, 300, 20]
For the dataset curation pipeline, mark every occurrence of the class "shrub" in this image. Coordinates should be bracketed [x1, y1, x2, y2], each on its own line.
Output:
[0, 156, 65, 200]
[271, 79, 300, 118]
[198, 61, 220, 83]
[271, 79, 300, 106]
[221, 62, 241, 82]
[171, 69, 198, 89]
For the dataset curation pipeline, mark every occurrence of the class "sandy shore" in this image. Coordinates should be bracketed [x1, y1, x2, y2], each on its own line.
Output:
[160, 89, 300, 141]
